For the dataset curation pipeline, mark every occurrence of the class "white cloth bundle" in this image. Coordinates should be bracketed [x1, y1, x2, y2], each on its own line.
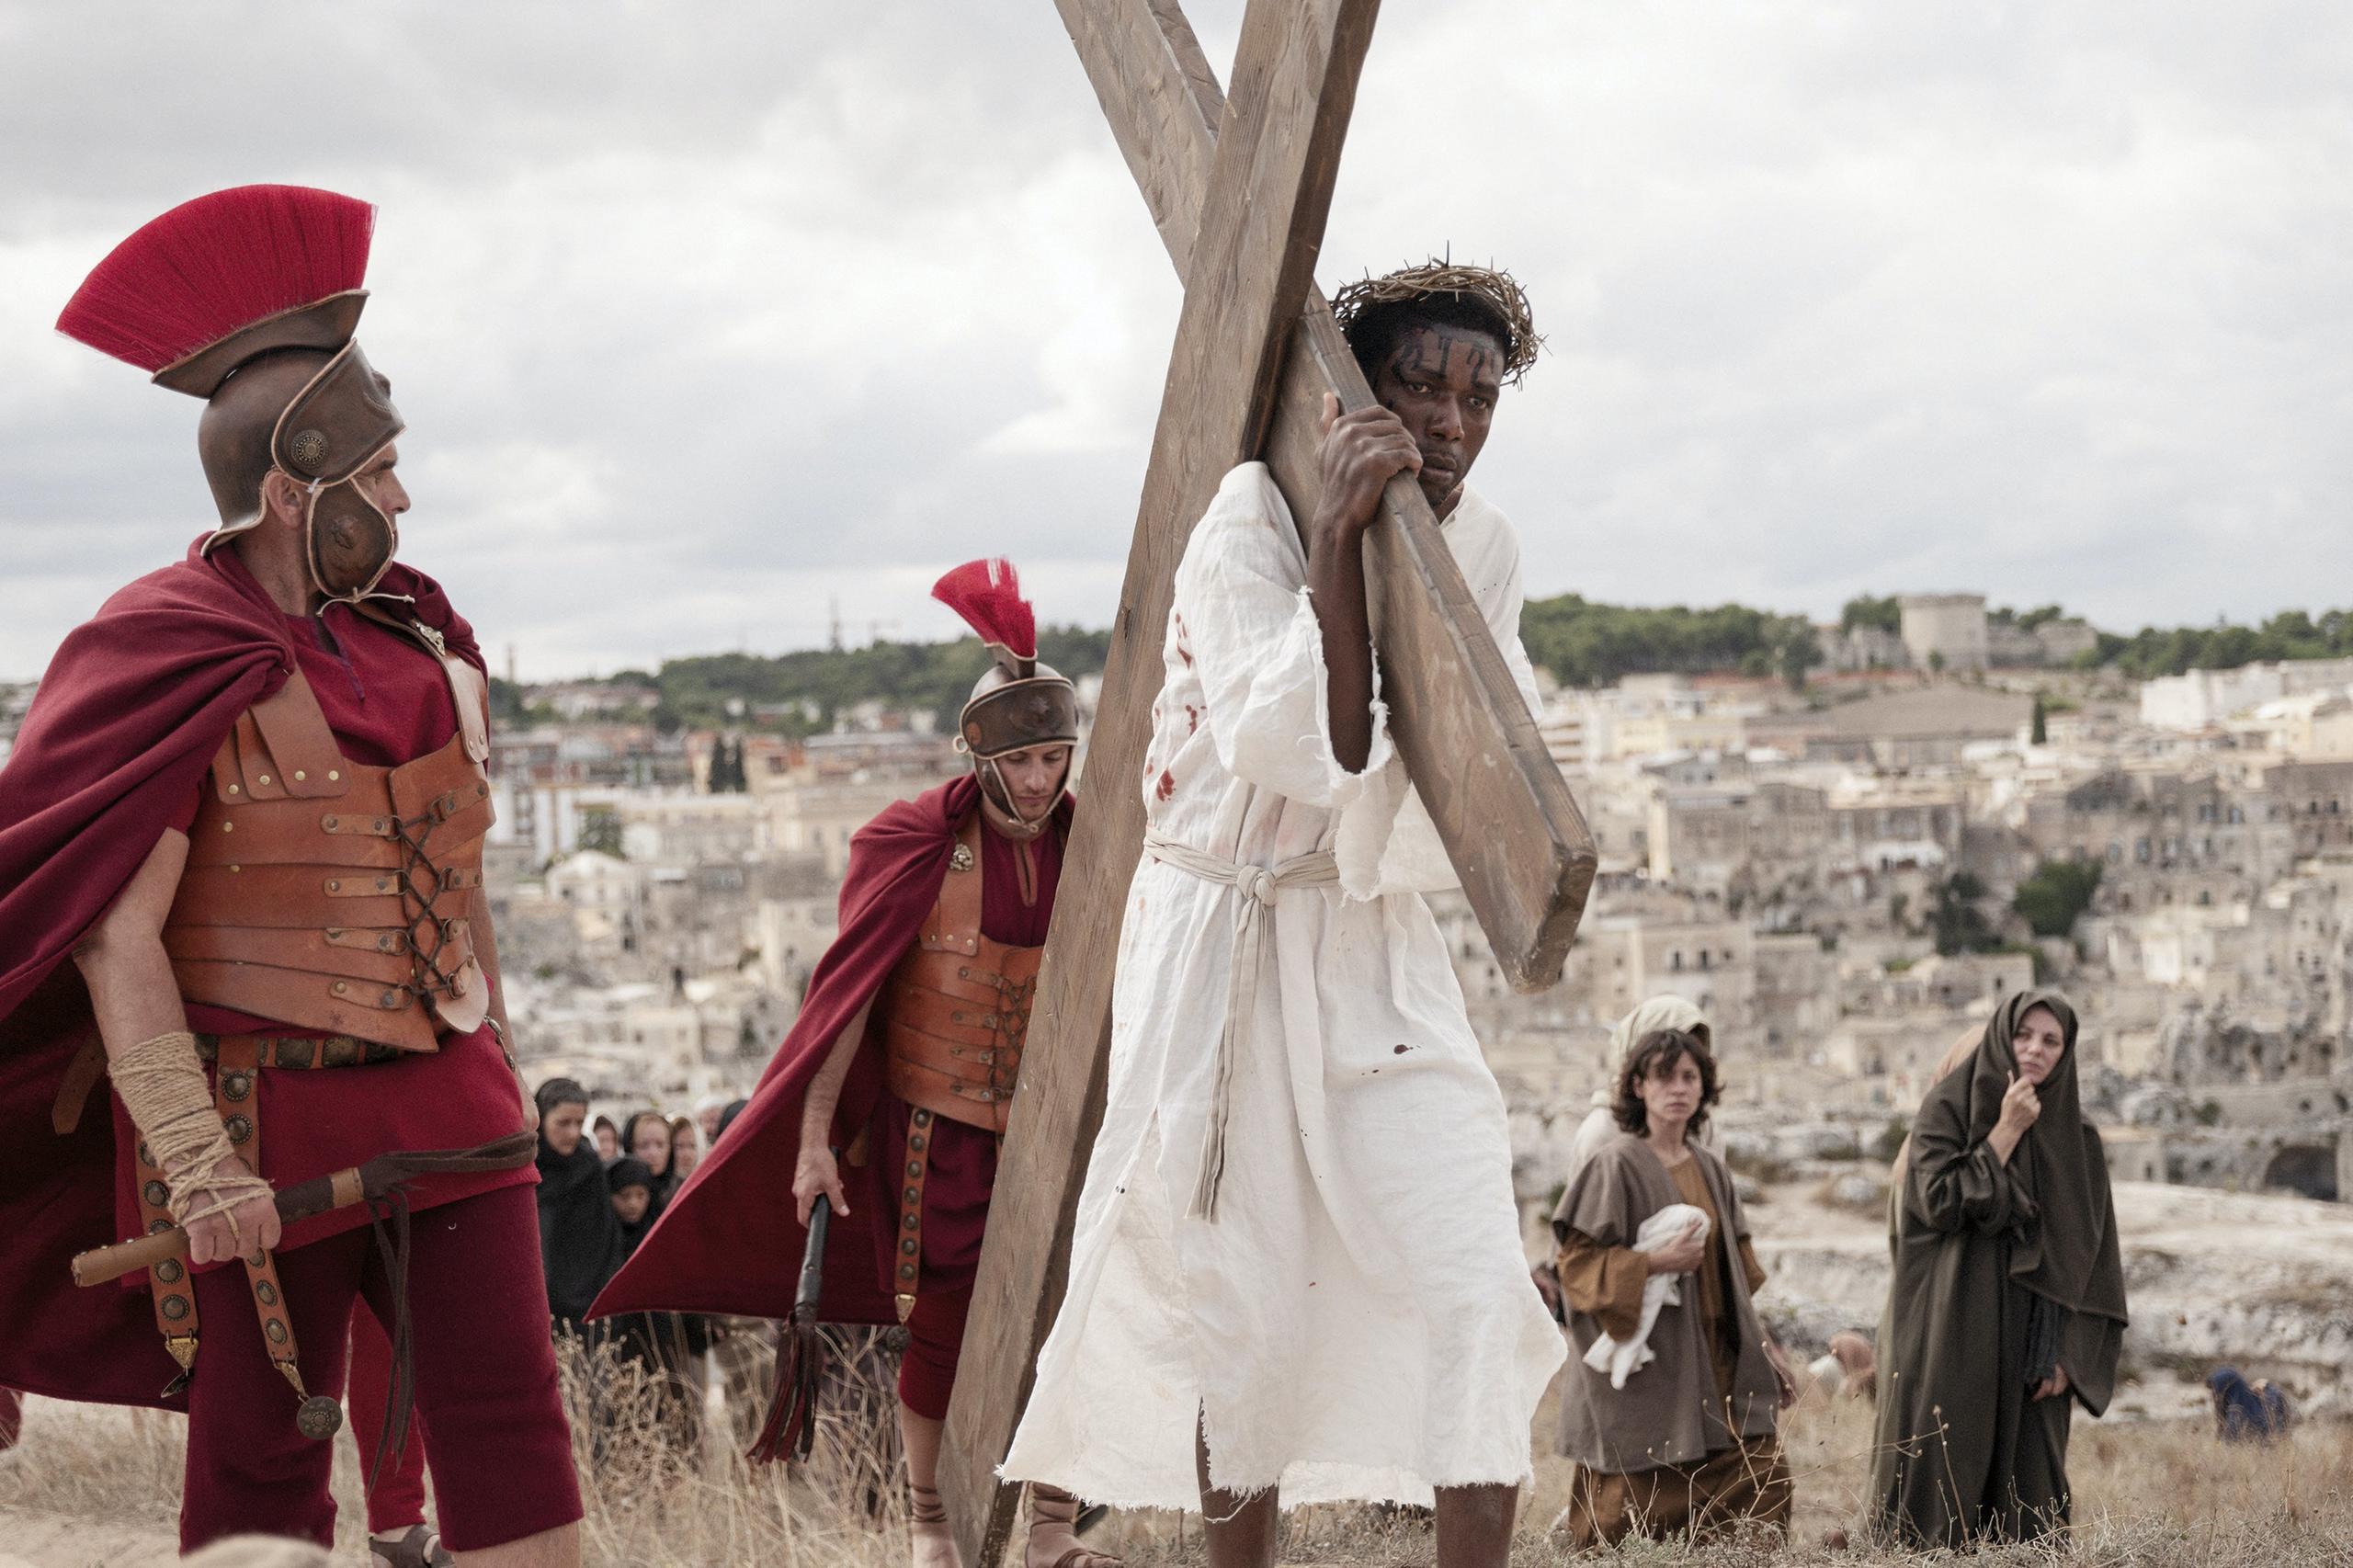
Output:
[1581, 1202, 1711, 1390]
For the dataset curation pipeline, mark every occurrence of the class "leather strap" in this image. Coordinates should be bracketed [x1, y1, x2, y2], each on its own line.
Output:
[194, 1033, 404, 1070]
[212, 1039, 304, 1399]
[131, 1133, 199, 1392]
[50, 1028, 107, 1135]
[893, 1105, 935, 1324]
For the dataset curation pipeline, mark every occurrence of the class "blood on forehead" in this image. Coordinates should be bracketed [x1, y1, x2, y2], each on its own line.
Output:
[1383, 324, 1502, 390]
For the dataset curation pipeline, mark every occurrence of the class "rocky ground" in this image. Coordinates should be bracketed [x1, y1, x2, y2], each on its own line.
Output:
[1744, 1174, 2353, 1417]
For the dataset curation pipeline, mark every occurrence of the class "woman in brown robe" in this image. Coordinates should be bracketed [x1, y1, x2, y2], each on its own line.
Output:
[1870, 990, 2128, 1547]
[1552, 1029, 1796, 1548]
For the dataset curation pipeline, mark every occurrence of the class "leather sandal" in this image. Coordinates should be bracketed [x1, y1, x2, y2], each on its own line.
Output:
[1028, 1483, 1122, 1568]
[369, 1523, 454, 1568]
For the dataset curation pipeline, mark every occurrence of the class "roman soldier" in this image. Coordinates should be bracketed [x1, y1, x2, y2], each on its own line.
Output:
[593, 561, 1118, 1568]
[0, 186, 580, 1563]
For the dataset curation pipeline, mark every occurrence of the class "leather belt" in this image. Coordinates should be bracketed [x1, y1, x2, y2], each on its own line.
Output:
[193, 1032, 404, 1070]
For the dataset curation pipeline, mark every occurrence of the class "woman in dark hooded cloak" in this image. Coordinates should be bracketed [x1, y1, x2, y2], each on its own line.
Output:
[534, 1078, 626, 1336]
[1871, 990, 2127, 1547]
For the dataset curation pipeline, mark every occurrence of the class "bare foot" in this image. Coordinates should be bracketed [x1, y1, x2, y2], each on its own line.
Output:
[911, 1516, 964, 1568]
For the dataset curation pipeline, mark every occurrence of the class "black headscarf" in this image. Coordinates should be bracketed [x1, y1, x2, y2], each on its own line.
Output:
[1927, 989, 2128, 1324]
[534, 1078, 625, 1325]
[714, 1097, 750, 1142]
[607, 1156, 658, 1251]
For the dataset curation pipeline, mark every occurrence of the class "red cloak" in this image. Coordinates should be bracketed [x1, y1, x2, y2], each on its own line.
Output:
[591, 775, 1070, 1325]
[0, 541, 483, 1409]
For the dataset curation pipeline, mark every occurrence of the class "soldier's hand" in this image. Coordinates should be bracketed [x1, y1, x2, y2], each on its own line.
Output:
[1311, 392, 1421, 544]
[792, 1144, 848, 1224]
[183, 1153, 280, 1267]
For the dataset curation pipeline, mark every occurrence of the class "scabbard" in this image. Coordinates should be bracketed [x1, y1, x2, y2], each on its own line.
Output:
[794, 1193, 831, 1326]
[71, 1129, 538, 1288]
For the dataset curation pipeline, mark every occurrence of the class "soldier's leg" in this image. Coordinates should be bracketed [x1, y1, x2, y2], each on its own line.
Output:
[899, 1286, 972, 1568]
[180, 1226, 370, 1552]
[364, 1186, 579, 1565]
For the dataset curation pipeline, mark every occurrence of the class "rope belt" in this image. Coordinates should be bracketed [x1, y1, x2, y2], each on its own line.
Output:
[1141, 832, 1338, 1221]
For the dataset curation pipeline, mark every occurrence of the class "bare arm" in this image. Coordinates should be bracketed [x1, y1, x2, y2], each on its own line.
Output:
[791, 997, 875, 1222]
[73, 830, 278, 1266]
[1305, 394, 1421, 774]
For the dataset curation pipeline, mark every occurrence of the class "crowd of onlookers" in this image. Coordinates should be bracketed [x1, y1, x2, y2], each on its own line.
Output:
[531, 1082, 753, 1441]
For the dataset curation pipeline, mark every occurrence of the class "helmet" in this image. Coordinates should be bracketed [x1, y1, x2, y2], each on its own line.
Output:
[932, 559, 1077, 837]
[57, 185, 407, 608]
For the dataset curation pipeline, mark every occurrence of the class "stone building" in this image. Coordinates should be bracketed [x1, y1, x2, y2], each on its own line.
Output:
[1899, 594, 1990, 673]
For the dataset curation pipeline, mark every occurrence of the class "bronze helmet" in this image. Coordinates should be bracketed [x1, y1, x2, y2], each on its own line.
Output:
[55, 186, 406, 606]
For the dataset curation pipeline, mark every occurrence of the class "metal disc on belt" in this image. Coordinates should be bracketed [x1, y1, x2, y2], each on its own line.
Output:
[296, 1395, 345, 1441]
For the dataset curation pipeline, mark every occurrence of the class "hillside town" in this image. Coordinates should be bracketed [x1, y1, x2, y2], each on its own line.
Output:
[6, 590, 2347, 1217]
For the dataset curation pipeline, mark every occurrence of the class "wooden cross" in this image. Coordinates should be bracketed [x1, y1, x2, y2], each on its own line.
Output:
[939, 1, 1598, 1560]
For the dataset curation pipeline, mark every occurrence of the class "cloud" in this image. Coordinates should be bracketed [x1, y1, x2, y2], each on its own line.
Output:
[3, 0, 2347, 676]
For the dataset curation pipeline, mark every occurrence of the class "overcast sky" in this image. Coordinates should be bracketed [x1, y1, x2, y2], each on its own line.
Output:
[3, 2, 2347, 679]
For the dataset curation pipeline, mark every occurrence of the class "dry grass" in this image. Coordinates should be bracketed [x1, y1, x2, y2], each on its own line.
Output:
[3, 1345, 2348, 1567]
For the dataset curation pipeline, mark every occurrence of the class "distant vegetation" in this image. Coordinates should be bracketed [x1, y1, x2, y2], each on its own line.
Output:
[515, 595, 2353, 722]
[2084, 610, 2353, 680]
[1518, 594, 1823, 689]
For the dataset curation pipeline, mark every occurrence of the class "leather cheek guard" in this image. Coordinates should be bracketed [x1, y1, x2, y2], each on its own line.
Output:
[304, 475, 400, 602]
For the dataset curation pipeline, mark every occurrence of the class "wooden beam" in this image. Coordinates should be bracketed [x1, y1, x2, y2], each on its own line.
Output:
[1058, 0, 1597, 988]
[939, 5, 1382, 1562]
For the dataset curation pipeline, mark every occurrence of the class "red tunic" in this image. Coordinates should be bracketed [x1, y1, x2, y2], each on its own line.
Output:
[116, 604, 532, 1263]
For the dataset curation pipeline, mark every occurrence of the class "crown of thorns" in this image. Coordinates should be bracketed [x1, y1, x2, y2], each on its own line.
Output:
[1329, 260, 1543, 385]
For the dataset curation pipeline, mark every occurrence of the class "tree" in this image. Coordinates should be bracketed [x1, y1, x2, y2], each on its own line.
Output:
[1841, 595, 1902, 635]
[577, 808, 624, 859]
[1929, 872, 1998, 955]
[2012, 858, 2102, 937]
[2031, 692, 2048, 745]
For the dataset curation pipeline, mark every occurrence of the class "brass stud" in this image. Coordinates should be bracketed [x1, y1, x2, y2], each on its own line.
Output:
[229, 865, 242, 874]
[148, 1219, 172, 1235]
[904, 1187, 920, 1204]
[161, 1294, 189, 1322]
[222, 821, 234, 833]
[143, 1180, 168, 1208]
[293, 770, 306, 782]
[265, 1320, 288, 1346]
[257, 774, 271, 787]
[328, 881, 342, 892]
[908, 1133, 926, 1152]
[328, 769, 341, 782]
[380, 990, 401, 1007]
[904, 1211, 919, 1230]
[899, 1264, 917, 1279]
[906, 1161, 923, 1177]
[256, 1280, 278, 1306]
[900, 1239, 918, 1256]
[154, 1259, 183, 1284]
[333, 982, 348, 995]
[227, 783, 242, 795]
[324, 815, 339, 831]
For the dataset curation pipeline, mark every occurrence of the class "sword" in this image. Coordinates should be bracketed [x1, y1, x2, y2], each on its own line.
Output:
[71, 1131, 540, 1288]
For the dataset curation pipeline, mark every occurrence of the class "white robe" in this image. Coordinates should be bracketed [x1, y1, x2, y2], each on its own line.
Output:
[1001, 463, 1566, 1509]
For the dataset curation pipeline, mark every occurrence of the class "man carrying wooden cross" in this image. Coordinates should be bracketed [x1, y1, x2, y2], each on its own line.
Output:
[1001, 262, 1568, 1568]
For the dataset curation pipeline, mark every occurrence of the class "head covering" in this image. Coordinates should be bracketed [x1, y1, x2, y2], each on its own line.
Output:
[605, 1157, 658, 1250]
[55, 185, 408, 607]
[714, 1097, 751, 1142]
[2206, 1367, 2290, 1441]
[1594, 995, 1711, 1108]
[931, 559, 1077, 841]
[1927, 989, 2127, 1324]
[534, 1085, 624, 1324]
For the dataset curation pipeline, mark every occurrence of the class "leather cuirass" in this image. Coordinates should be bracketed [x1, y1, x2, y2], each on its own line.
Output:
[163, 643, 495, 1055]
[880, 819, 1040, 1135]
